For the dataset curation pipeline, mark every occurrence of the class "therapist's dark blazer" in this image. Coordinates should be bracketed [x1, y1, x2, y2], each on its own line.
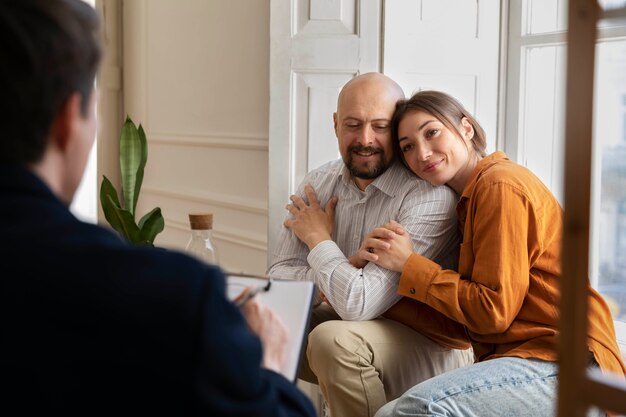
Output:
[1, 165, 315, 417]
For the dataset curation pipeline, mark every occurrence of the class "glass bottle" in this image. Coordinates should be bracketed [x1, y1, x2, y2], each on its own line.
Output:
[185, 213, 219, 265]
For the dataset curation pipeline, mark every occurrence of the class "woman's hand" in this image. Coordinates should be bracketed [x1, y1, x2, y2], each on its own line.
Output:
[356, 220, 413, 272]
[284, 184, 338, 250]
[348, 255, 368, 269]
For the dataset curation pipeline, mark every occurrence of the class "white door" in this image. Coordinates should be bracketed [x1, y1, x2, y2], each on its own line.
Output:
[268, 0, 383, 256]
[383, 0, 501, 151]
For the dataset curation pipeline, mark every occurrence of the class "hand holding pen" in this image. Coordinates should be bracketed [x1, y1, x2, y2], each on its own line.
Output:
[235, 279, 272, 307]
[236, 280, 289, 373]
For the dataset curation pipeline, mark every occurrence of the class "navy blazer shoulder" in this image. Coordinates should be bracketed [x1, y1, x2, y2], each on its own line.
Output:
[0, 166, 314, 417]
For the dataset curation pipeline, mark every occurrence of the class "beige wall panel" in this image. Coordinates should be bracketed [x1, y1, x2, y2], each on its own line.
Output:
[124, 0, 270, 272]
[139, 192, 267, 247]
[143, 143, 268, 203]
[145, 0, 269, 136]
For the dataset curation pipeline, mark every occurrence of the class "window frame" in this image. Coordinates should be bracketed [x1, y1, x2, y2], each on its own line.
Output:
[504, 0, 626, 356]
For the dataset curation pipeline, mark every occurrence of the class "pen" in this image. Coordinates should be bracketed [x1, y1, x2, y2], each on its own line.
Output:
[235, 279, 272, 307]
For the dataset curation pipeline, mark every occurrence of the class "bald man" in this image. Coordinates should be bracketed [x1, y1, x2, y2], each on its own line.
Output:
[268, 73, 474, 417]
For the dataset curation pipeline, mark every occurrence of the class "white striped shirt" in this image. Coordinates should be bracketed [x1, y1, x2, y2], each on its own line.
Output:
[267, 159, 460, 321]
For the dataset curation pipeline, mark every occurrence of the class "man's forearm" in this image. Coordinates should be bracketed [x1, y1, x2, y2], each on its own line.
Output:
[307, 240, 402, 320]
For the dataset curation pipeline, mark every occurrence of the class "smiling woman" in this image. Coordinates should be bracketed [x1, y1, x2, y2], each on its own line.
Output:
[363, 90, 625, 417]
[392, 91, 485, 193]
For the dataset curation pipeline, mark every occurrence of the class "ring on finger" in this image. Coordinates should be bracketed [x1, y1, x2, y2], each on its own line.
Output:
[367, 247, 375, 253]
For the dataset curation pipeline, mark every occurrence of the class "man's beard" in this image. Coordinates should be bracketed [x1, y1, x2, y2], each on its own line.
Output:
[345, 145, 391, 180]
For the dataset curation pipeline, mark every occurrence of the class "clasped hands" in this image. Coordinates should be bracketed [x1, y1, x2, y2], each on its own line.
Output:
[284, 185, 413, 273]
[355, 220, 414, 273]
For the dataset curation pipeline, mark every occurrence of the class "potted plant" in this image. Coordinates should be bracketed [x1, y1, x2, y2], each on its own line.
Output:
[100, 116, 164, 245]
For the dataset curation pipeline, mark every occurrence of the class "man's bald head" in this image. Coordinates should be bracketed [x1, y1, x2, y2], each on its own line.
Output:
[333, 73, 405, 190]
[336, 72, 405, 116]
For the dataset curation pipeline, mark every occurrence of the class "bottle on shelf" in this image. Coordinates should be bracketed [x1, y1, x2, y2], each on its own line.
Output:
[185, 213, 219, 266]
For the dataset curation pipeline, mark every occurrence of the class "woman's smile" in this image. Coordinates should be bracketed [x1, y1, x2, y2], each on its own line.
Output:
[422, 158, 444, 173]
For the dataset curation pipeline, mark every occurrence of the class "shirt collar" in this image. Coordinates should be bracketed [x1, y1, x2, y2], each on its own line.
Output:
[459, 151, 509, 200]
[339, 160, 408, 198]
[456, 151, 509, 229]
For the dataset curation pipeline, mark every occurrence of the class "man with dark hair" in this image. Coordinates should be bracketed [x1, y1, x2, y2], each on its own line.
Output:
[0, 1, 315, 416]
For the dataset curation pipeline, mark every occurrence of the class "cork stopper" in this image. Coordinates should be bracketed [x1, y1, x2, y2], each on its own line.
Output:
[188, 213, 213, 230]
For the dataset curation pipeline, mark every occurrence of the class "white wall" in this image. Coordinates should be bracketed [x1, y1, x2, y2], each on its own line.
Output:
[121, 0, 270, 275]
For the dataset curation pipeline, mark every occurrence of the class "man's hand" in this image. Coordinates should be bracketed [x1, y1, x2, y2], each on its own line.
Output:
[355, 220, 413, 272]
[284, 184, 338, 250]
[239, 295, 289, 373]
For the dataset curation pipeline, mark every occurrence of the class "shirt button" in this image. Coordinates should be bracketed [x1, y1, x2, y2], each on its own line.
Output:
[409, 288, 416, 294]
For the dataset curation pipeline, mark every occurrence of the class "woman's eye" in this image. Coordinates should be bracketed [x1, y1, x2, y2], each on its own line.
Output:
[426, 129, 439, 138]
[401, 144, 414, 153]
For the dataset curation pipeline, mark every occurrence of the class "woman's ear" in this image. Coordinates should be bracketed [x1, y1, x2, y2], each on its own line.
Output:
[460, 117, 475, 142]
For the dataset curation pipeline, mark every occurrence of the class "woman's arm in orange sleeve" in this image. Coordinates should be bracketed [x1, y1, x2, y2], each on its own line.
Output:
[397, 182, 533, 335]
[382, 297, 471, 350]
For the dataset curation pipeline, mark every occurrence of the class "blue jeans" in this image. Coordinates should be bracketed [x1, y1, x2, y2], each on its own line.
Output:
[374, 357, 606, 417]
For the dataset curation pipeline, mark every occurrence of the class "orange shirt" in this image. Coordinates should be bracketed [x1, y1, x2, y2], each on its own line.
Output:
[395, 152, 625, 377]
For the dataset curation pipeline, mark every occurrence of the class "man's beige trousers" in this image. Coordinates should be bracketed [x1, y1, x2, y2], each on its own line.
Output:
[299, 303, 474, 417]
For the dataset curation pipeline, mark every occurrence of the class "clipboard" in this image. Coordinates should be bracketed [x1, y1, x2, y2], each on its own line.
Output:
[226, 274, 316, 382]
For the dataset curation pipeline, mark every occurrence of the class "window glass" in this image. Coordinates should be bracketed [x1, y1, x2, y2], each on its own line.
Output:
[600, 0, 626, 10]
[515, 1, 626, 346]
[523, 0, 626, 35]
[68, 0, 98, 224]
[524, 0, 566, 35]
[520, 45, 566, 203]
[599, 0, 626, 29]
[594, 40, 626, 325]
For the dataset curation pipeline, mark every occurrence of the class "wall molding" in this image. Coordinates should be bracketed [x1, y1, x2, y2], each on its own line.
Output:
[149, 132, 268, 151]
[166, 217, 267, 252]
[142, 186, 268, 216]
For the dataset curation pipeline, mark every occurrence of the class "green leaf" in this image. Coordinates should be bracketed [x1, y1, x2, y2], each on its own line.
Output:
[119, 116, 147, 217]
[138, 207, 165, 244]
[100, 175, 124, 232]
[99, 115, 164, 246]
[133, 123, 148, 215]
[105, 195, 141, 242]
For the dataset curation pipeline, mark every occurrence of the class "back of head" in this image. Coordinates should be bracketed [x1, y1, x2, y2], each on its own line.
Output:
[391, 90, 487, 158]
[0, 0, 101, 165]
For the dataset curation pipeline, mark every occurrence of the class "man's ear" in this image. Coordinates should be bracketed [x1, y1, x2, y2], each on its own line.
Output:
[49, 93, 83, 152]
[333, 112, 338, 136]
[460, 117, 475, 142]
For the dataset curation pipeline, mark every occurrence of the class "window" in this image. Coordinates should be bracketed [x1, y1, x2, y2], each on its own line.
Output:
[595, 42, 626, 349]
[69, 0, 98, 223]
[506, 0, 626, 351]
